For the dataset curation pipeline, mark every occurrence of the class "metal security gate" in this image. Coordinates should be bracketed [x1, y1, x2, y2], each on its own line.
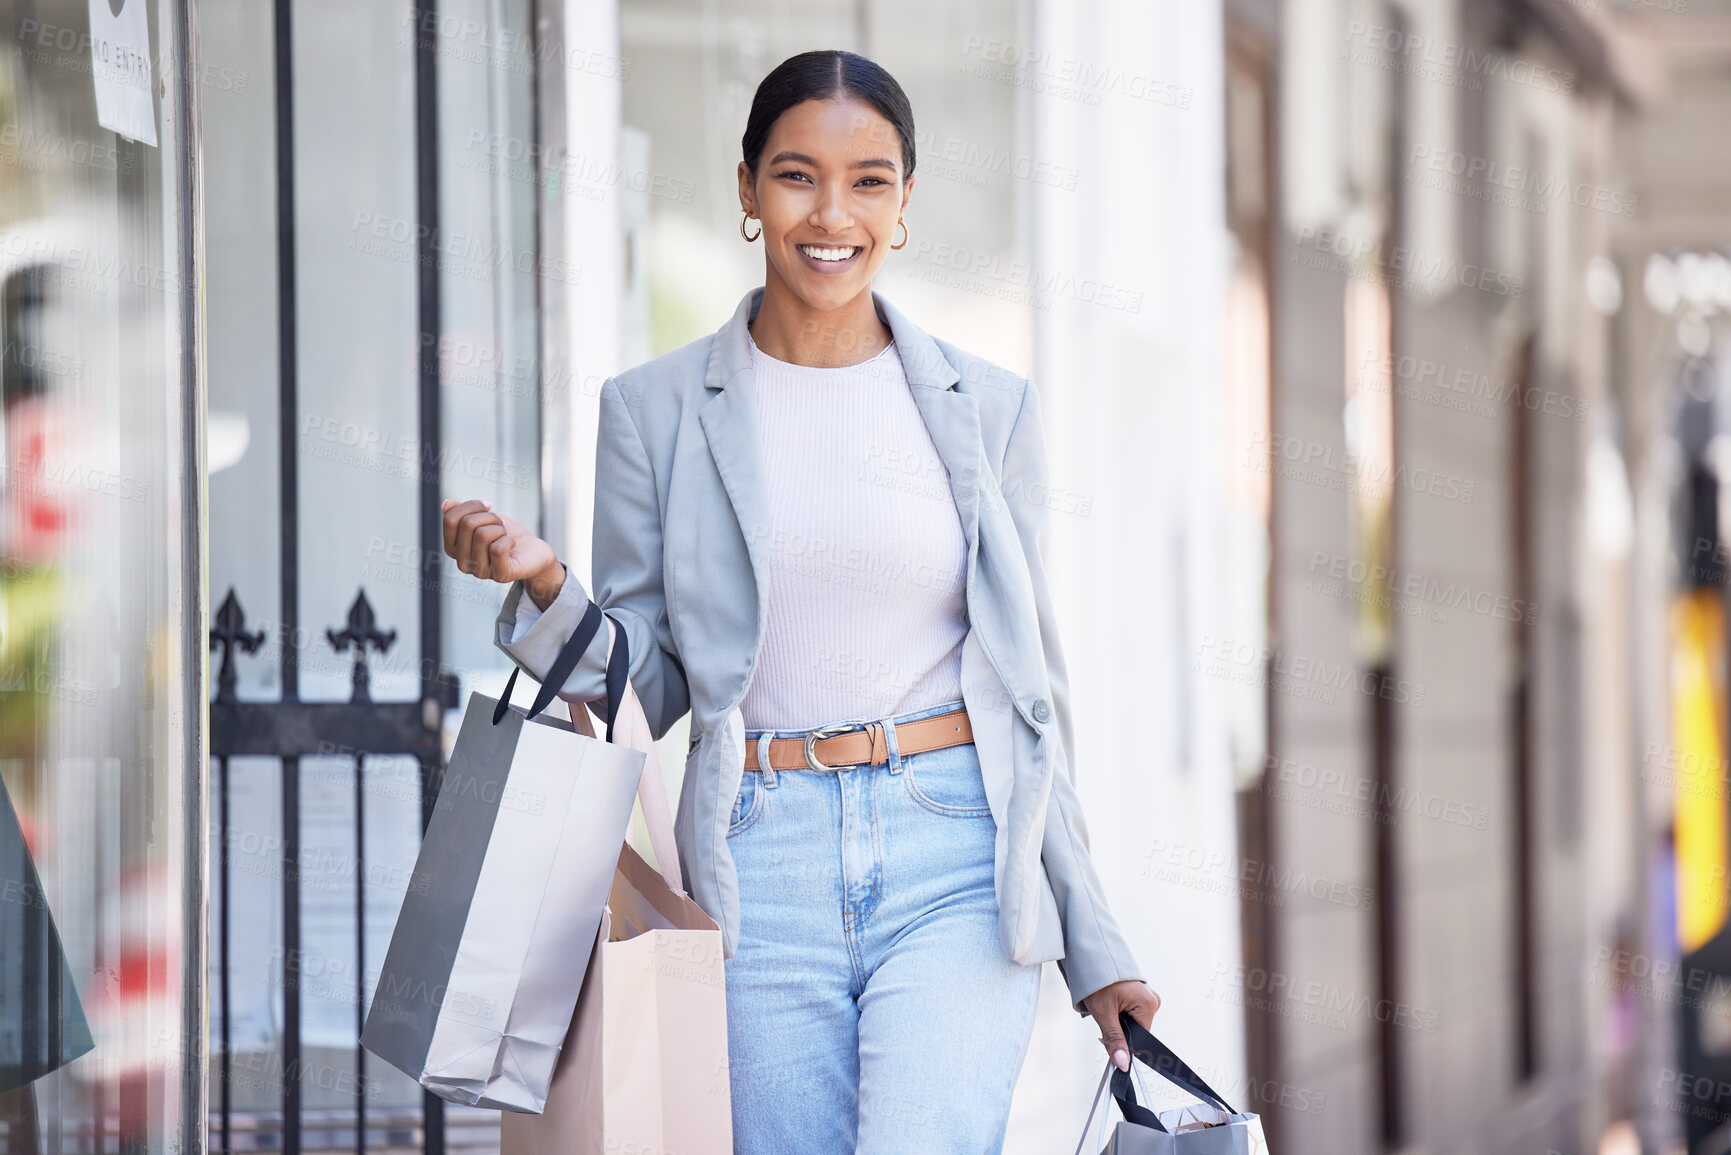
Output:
[204, 0, 562, 1151]
[206, 4, 452, 1154]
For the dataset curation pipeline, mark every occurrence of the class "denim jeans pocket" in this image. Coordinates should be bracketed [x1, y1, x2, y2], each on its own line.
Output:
[727, 770, 765, 835]
[902, 745, 993, 818]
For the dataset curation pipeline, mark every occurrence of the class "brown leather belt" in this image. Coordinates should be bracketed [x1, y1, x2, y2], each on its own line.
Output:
[742, 707, 973, 772]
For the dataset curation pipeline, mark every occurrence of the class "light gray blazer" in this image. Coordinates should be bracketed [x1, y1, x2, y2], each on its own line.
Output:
[493, 285, 1143, 1011]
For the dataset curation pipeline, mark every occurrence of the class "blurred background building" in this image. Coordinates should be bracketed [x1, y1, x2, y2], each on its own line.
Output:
[0, 0, 1729, 1153]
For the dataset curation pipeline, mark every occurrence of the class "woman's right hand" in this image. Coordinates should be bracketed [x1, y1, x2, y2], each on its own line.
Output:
[441, 498, 565, 605]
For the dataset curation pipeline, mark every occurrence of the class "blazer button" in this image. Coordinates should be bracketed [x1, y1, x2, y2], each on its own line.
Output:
[1031, 698, 1051, 723]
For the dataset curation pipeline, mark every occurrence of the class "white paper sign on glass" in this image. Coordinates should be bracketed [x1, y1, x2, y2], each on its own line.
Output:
[87, 0, 157, 146]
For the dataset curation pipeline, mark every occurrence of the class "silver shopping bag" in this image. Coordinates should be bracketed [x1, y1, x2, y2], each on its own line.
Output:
[361, 600, 645, 1113]
[1076, 1015, 1269, 1155]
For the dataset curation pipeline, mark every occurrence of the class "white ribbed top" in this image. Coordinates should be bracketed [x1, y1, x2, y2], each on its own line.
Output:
[737, 329, 970, 732]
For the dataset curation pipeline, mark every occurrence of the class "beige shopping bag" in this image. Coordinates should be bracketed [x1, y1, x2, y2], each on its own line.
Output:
[501, 616, 732, 1155]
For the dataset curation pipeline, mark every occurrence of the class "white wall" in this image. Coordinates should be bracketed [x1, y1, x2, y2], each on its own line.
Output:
[1009, 0, 1245, 1147]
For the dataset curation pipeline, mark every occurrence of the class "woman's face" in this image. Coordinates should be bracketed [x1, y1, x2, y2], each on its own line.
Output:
[739, 96, 914, 313]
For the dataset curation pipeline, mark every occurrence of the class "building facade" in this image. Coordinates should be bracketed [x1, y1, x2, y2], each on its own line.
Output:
[2, 1, 1726, 1154]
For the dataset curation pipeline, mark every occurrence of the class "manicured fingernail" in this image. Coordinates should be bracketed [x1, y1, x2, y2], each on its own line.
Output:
[481, 500, 492, 509]
[1113, 1049, 1129, 1072]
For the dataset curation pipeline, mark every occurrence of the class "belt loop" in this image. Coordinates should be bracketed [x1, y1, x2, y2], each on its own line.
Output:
[755, 731, 778, 788]
[883, 716, 904, 775]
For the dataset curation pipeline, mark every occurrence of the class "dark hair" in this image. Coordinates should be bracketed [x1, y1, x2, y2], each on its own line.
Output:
[741, 51, 916, 182]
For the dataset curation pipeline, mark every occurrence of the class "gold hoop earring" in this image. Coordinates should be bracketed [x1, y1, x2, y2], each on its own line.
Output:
[891, 219, 908, 250]
[740, 212, 761, 242]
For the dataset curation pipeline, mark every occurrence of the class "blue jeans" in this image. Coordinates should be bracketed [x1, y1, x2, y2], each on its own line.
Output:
[725, 698, 1043, 1154]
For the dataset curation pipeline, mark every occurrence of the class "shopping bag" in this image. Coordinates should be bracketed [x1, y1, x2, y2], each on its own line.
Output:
[360, 600, 646, 1113]
[502, 615, 731, 1155]
[0, 770, 94, 1091]
[1076, 1014, 1269, 1155]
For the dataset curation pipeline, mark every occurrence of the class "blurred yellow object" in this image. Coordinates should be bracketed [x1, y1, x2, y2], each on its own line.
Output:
[1674, 588, 1729, 954]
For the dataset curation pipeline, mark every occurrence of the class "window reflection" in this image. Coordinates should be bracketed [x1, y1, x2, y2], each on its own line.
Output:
[0, 2, 199, 1155]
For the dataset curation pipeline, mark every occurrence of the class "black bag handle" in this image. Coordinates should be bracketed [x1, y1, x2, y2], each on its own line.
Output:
[493, 600, 632, 740]
[1106, 1012, 1240, 1133]
[598, 610, 630, 742]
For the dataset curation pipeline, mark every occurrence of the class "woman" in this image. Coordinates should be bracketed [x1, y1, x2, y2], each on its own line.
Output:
[442, 49, 1157, 1153]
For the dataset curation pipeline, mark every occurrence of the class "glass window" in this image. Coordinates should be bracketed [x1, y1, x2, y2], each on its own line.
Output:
[0, 2, 201, 1154]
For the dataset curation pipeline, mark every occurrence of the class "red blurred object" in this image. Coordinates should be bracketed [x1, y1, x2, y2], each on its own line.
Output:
[73, 858, 182, 1101]
[5, 395, 78, 562]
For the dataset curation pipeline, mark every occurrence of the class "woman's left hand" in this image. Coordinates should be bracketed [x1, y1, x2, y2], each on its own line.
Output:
[1082, 980, 1162, 1072]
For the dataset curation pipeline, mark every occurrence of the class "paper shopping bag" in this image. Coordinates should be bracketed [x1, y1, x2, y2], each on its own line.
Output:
[361, 600, 645, 1113]
[501, 844, 731, 1155]
[1079, 1014, 1269, 1155]
[502, 615, 731, 1155]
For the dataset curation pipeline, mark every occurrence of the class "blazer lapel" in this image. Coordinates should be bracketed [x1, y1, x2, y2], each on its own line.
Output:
[698, 289, 772, 669]
[873, 291, 983, 568]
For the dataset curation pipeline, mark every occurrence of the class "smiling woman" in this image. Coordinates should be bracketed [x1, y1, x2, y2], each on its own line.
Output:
[735, 54, 916, 367]
[446, 47, 1157, 1155]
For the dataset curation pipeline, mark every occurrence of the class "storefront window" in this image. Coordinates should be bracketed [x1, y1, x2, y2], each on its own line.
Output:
[0, 2, 202, 1155]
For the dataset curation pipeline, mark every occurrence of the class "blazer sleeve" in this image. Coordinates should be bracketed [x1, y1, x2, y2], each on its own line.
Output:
[492, 377, 691, 738]
[999, 375, 1146, 1013]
